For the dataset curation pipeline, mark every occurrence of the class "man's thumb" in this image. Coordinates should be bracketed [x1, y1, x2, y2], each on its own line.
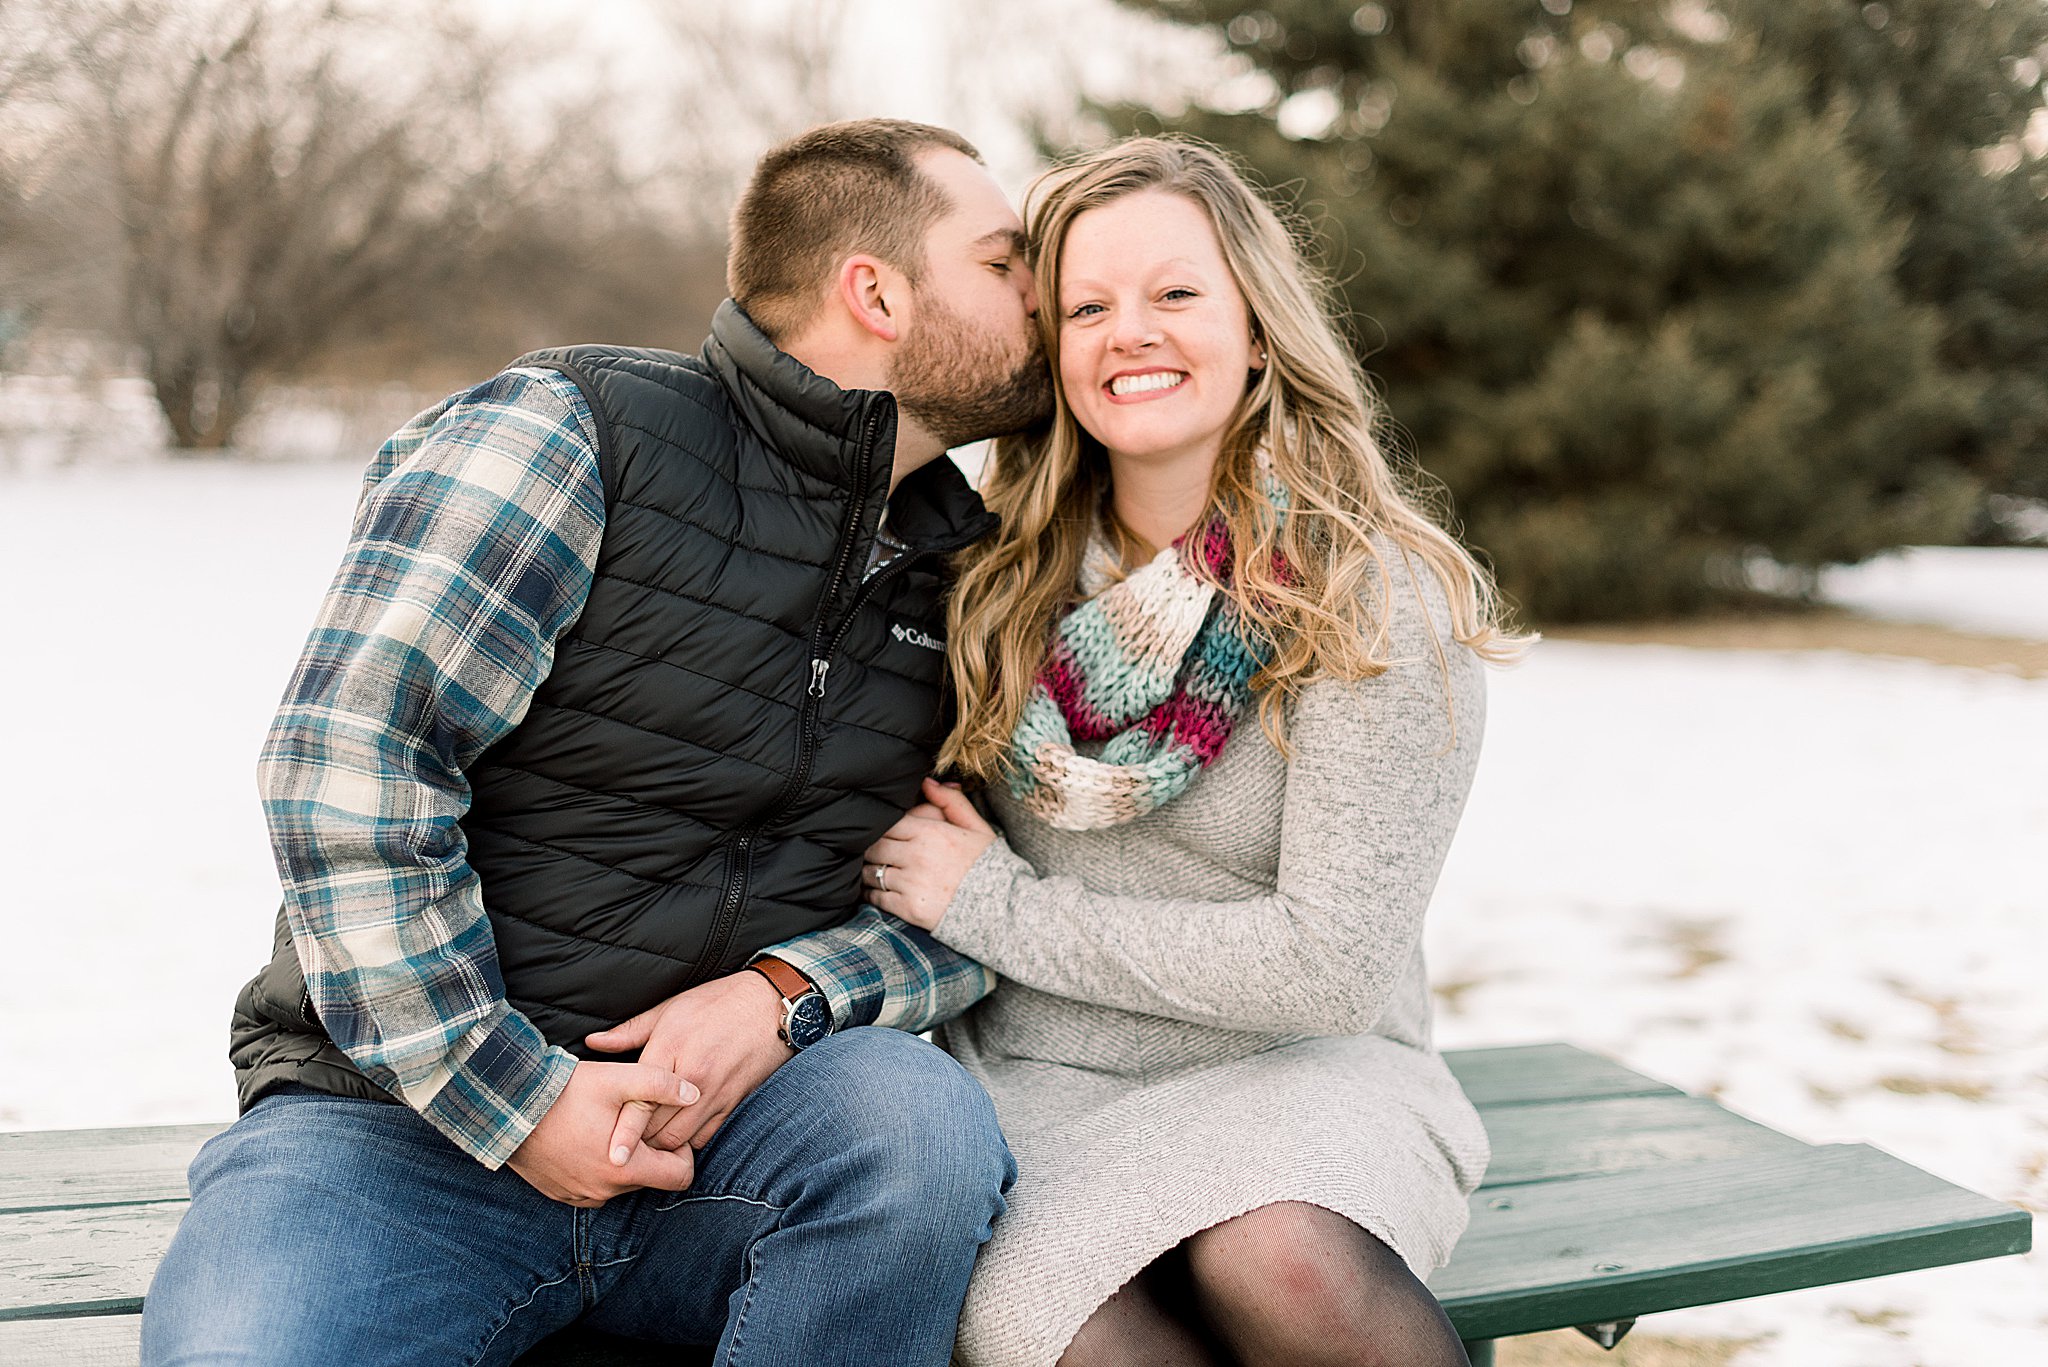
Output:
[586, 1009, 655, 1053]
[616, 1062, 700, 1108]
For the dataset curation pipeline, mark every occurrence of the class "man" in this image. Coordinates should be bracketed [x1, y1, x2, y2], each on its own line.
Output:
[141, 119, 1043, 1367]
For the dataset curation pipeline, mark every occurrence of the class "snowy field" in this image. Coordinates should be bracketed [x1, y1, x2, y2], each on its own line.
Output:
[0, 449, 2042, 1365]
[1819, 545, 2048, 643]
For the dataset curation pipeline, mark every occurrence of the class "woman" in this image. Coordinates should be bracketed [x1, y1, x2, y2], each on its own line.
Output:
[859, 137, 1526, 1367]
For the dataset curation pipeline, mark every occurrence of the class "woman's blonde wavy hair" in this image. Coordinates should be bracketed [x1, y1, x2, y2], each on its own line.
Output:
[939, 136, 1527, 782]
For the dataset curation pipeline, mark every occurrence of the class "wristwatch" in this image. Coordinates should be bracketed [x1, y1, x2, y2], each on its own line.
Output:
[748, 956, 833, 1051]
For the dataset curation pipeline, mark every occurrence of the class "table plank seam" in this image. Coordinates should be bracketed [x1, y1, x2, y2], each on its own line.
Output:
[0, 1198, 193, 1217]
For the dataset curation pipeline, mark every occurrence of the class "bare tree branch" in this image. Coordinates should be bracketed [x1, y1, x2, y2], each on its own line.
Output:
[15, 0, 657, 448]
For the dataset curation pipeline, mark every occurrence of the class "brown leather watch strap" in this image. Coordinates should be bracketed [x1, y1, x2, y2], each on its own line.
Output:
[748, 955, 816, 1003]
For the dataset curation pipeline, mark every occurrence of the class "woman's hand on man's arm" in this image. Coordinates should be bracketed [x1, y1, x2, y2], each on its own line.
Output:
[861, 779, 997, 931]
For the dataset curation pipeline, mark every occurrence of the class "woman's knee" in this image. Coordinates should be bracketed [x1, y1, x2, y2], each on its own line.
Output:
[1186, 1203, 1360, 1308]
[1184, 1203, 1463, 1367]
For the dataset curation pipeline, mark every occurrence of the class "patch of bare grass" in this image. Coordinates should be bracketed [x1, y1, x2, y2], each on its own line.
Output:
[2015, 1152, 2047, 1213]
[1434, 977, 1487, 1015]
[1883, 977, 1988, 1057]
[1846, 1306, 1910, 1334]
[1658, 918, 1732, 980]
[1874, 1074, 1993, 1102]
[1496, 1329, 1760, 1366]
[1550, 607, 2048, 678]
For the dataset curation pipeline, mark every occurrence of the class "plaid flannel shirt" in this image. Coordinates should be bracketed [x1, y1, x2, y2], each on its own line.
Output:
[259, 366, 993, 1168]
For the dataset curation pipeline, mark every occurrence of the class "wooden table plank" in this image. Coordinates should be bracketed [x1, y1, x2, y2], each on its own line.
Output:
[0, 1126, 221, 1215]
[1444, 1044, 1681, 1108]
[1480, 1094, 1805, 1188]
[0, 1313, 142, 1366]
[1435, 1142, 2035, 1341]
[0, 1205, 187, 1321]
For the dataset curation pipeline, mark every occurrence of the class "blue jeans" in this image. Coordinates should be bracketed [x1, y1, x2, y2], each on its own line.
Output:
[141, 1028, 1013, 1367]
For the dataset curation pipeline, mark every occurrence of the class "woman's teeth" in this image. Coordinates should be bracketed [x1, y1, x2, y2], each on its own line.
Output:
[1109, 372, 1186, 397]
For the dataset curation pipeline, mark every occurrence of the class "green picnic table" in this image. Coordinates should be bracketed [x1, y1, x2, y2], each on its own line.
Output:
[0, 1043, 2031, 1365]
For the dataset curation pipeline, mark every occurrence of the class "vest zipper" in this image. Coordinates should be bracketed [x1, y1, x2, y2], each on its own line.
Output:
[814, 549, 925, 684]
[767, 548, 930, 819]
[686, 400, 888, 988]
[705, 831, 754, 977]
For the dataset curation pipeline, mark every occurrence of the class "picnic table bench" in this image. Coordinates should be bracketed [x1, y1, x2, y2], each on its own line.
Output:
[0, 1043, 2030, 1365]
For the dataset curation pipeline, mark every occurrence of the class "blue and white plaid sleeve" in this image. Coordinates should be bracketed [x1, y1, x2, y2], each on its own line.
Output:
[764, 905, 996, 1033]
[258, 367, 605, 1168]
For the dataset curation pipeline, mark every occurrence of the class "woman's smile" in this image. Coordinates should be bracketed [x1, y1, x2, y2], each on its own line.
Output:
[1105, 367, 1189, 401]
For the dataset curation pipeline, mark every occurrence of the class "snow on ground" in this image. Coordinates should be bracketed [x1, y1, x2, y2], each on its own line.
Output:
[0, 459, 368, 1130]
[1818, 545, 2048, 643]
[0, 456, 2042, 1364]
[0, 364, 436, 475]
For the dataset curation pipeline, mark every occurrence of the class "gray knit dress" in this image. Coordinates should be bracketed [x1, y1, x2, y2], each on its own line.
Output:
[930, 551, 1492, 1367]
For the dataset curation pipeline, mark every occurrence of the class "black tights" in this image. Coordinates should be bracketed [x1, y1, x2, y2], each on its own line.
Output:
[1055, 1202, 1470, 1367]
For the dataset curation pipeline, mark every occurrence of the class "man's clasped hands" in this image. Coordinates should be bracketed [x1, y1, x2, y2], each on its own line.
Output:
[505, 778, 995, 1208]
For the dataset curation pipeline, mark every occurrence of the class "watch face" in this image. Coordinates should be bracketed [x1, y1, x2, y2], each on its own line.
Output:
[784, 992, 832, 1050]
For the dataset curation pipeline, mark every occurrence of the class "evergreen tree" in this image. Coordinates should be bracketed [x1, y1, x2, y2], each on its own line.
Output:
[1720, 0, 2048, 510]
[1110, 0, 1986, 619]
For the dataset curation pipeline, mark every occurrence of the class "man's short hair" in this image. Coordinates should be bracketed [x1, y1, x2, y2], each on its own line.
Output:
[729, 119, 983, 344]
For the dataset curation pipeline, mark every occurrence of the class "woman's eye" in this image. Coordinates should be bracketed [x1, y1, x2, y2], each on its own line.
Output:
[1067, 302, 1105, 319]
[1163, 288, 1198, 302]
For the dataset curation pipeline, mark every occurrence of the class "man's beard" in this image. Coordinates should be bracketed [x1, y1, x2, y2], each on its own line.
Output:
[889, 291, 1054, 450]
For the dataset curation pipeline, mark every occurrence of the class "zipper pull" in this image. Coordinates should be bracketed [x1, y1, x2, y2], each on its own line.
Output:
[808, 658, 830, 699]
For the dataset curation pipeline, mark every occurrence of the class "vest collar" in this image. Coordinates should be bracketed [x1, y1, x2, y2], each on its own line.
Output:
[888, 453, 1000, 555]
[705, 299, 998, 555]
[705, 298, 878, 458]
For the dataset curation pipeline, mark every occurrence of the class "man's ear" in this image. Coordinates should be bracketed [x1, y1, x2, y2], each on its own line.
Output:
[836, 255, 901, 343]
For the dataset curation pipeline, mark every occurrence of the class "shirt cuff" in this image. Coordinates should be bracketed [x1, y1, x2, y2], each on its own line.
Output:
[762, 937, 883, 1031]
[414, 1003, 579, 1169]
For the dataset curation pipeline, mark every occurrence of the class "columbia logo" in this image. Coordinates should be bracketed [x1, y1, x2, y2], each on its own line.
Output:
[891, 623, 945, 652]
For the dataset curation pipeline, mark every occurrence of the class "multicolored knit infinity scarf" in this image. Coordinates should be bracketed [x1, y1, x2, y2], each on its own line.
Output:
[1005, 514, 1274, 831]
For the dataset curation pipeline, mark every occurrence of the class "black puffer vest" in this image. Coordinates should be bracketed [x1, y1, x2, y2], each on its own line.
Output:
[228, 301, 998, 1110]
